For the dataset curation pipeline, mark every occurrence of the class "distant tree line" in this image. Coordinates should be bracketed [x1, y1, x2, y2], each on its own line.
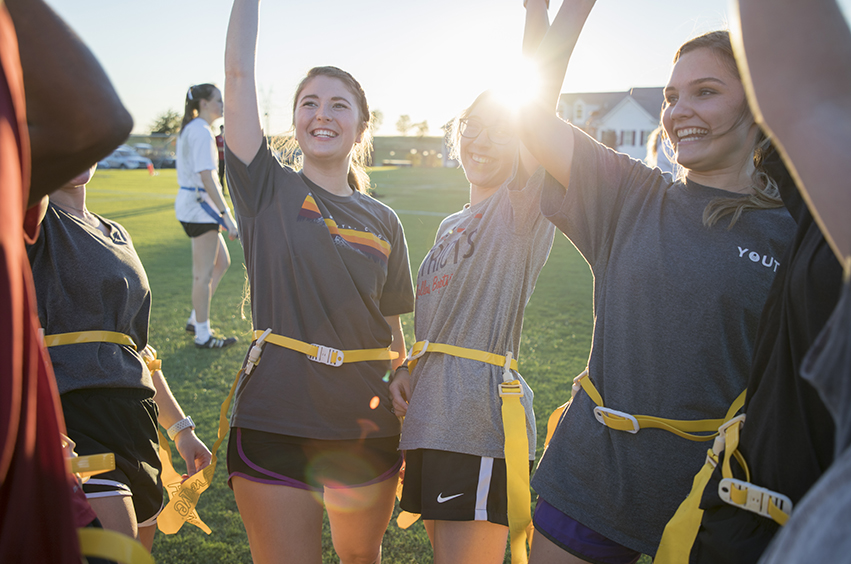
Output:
[150, 109, 181, 135]
[149, 106, 429, 138]
[396, 114, 429, 137]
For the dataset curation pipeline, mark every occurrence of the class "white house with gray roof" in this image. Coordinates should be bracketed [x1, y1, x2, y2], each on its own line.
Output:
[557, 87, 665, 161]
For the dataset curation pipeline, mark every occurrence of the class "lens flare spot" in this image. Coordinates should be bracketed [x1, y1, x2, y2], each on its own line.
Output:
[304, 451, 381, 513]
[369, 396, 380, 410]
[382, 371, 391, 383]
[357, 418, 380, 440]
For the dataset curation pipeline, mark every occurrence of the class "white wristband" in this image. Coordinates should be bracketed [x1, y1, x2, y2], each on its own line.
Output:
[167, 416, 195, 440]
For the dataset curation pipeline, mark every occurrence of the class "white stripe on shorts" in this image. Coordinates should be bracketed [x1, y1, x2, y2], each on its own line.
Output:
[84, 491, 132, 500]
[475, 457, 494, 521]
[137, 500, 165, 528]
[85, 478, 132, 496]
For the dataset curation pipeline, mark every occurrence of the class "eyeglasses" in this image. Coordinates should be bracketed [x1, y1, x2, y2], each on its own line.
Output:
[458, 118, 514, 145]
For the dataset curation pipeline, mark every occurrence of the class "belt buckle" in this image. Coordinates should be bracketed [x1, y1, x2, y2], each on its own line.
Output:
[593, 406, 640, 433]
[718, 413, 746, 435]
[498, 381, 524, 397]
[408, 340, 429, 361]
[245, 329, 272, 375]
[713, 413, 747, 454]
[308, 344, 344, 367]
[718, 478, 793, 519]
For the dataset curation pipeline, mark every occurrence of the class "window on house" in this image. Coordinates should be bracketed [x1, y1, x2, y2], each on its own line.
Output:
[621, 130, 636, 146]
[575, 104, 583, 122]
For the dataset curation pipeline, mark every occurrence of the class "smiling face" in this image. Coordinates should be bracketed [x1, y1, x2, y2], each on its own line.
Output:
[459, 97, 517, 194]
[294, 75, 364, 164]
[662, 47, 758, 178]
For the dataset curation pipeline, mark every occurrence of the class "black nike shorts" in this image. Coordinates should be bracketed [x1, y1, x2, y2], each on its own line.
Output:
[400, 448, 530, 526]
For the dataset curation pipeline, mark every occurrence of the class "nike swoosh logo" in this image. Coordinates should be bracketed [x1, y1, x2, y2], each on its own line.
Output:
[437, 493, 464, 503]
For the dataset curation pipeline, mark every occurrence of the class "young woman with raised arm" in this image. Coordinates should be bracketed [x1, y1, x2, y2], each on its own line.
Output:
[224, 1, 414, 562]
[517, 1, 797, 562]
[388, 4, 556, 562]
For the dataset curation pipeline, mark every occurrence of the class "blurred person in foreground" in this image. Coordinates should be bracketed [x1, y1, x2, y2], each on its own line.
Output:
[0, 0, 132, 561]
[29, 164, 212, 550]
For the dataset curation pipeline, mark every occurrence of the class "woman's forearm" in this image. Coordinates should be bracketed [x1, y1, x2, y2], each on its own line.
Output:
[151, 366, 187, 431]
[534, 0, 596, 109]
[199, 170, 231, 215]
[384, 315, 408, 371]
[523, 0, 550, 57]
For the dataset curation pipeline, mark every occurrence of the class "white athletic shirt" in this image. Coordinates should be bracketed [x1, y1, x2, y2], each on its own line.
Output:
[174, 117, 220, 224]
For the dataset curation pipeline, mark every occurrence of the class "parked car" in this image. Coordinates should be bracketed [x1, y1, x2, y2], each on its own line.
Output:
[98, 145, 153, 170]
[153, 153, 176, 169]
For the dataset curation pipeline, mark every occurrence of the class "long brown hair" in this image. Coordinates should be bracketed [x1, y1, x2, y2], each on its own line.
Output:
[278, 66, 373, 193]
[665, 31, 782, 228]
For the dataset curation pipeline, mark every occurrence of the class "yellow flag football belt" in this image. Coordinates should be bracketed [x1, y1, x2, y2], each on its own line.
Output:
[78, 528, 154, 564]
[397, 341, 532, 564]
[45, 331, 213, 535]
[61, 433, 152, 563]
[175, 329, 400, 535]
[577, 370, 747, 441]
[251, 329, 398, 366]
[655, 414, 794, 562]
[405, 340, 519, 373]
[158, 327, 401, 537]
[44, 330, 137, 349]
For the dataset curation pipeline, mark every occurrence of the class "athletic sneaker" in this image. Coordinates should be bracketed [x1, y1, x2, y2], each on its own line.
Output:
[195, 336, 238, 349]
[185, 322, 195, 334]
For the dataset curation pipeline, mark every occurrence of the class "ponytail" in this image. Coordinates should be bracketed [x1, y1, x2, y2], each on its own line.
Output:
[180, 83, 218, 134]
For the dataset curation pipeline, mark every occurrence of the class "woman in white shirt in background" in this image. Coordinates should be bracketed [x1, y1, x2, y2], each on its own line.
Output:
[174, 83, 239, 349]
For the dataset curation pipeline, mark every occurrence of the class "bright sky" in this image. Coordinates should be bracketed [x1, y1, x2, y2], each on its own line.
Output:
[46, 0, 851, 137]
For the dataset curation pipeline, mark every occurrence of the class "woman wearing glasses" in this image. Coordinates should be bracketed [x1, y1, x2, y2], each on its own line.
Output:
[389, 82, 556, 564]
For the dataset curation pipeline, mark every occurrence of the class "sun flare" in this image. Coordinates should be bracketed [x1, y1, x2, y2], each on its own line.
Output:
[489, 55, 542, 113]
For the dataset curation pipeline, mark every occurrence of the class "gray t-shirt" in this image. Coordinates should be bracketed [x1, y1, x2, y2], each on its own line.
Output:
[399, 167, 555, 460]
[531, 127, 795, 555]
[28, 203, 153, 394]
[226, 142, 414, 440]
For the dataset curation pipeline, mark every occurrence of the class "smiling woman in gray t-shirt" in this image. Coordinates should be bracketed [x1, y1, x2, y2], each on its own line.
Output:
[519, 4, 797, 562]
[223, 2, 414, 562]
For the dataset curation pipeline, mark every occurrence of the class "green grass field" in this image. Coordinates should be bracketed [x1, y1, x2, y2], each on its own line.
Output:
[83, 167, 609, 563]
